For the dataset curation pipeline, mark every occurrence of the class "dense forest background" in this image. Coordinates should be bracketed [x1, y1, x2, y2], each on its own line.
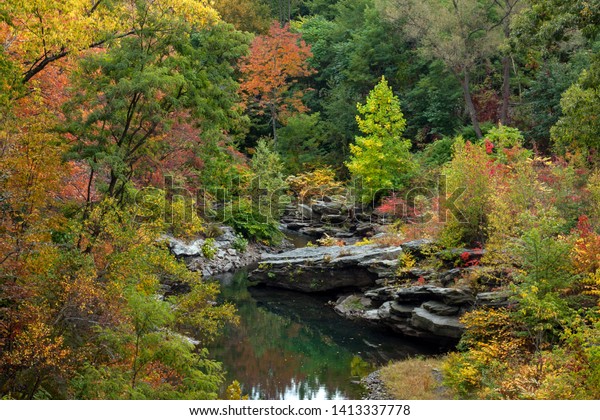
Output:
[1, 0, 599, 399]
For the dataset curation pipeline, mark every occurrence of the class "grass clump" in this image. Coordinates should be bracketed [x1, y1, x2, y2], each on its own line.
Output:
[379, 357, 452, 400]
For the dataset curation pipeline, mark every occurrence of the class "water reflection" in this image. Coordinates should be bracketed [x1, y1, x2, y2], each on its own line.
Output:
[208, 270, 438, 400]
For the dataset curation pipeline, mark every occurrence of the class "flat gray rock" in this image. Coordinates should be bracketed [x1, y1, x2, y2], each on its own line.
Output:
[475, 290, 512, 308]
[411, 307, 464, 339]
[389, 301, 417, 317]
[169, 238, 205, 257]
[422, 300, 459, 316]
[394, 285, 474, 305]
[250, 244, 404, 292]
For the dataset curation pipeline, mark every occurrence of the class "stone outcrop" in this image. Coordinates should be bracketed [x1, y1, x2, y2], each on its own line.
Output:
[280, 198, 386, 241]
[333, 283, 514, 342]
[475, 290, 512, 308]
[168, 226, 265, 277]
[251, 237, 511, 341]
[346, 285, 471, 341]
[169, 216, 511, 343]
[165, 189, 512, 344]
[250, 244, 404, 292]
[411, 307, 464, 339]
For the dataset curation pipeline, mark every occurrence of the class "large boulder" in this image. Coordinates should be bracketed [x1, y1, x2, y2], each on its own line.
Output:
[475, 290, 512, 308]
[333, 294, 374, 319]
[422, 300, 459, 316]
[312, 200, 344, 215]
[250, 244, 404, 292]
[364, 285, 397, 302]
[393, 285, 475, 306]
[297, 204, 313, 220]
[286, 222, 311, 231]
[166, 226, 261, 277]
[299, 227, 326, 237]
[168, 238, 205, 257]
[321, 213, 349, 224]
[389, 302, 416, 318]
[411, 307, 464, 339]
[355, 222, 377, 237]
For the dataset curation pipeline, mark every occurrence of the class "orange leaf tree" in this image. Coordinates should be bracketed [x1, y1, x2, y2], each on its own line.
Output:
[238, 21, 315, 141]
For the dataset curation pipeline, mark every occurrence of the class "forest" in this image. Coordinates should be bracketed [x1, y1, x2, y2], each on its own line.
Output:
[0, 0, 599, 400]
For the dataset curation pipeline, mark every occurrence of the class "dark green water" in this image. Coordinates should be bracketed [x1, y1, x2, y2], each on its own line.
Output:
[208, 269, 440, 400]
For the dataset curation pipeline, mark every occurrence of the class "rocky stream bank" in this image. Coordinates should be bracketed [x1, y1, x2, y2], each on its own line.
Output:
[251, 235, 511, 344]
[166, 198, 512, 344]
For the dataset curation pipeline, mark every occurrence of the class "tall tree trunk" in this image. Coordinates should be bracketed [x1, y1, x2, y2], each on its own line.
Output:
[269, 103, 278, 144]
[500, 56, 510, 125]
[107, 169, 118, 197]
[500, 19, 511, 125]
[460, 70, 482, 138]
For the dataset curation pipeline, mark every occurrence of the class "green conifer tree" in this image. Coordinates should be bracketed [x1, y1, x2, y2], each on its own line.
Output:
[346, 76, 414, 204]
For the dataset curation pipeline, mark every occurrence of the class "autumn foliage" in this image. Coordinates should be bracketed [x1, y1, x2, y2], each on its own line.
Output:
[0, 0, 239, 400]
[2, 0, 600, 403]
[238, 21, 315, 137]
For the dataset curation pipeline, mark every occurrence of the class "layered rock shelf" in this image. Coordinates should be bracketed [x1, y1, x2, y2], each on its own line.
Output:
[167, 226, 279, 278]
[281, 199, 387, 241]
[251, 238, 511, 343]
[250, 244, 404, 292]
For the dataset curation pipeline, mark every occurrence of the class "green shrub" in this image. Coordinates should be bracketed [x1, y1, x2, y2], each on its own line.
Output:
[232, 234, 248, 253]
[250, 138, 288, 221]
[134, 188, 204, 239]
[419, 136, 456, 168]
[222, 198, 282, 244]
[440, 137, 494, 247]
[202, 238, 217, 260]
[483, 124, 524, 149]
[456, 121, 494, 141]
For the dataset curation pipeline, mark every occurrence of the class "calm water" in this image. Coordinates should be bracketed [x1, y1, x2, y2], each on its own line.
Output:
[208, 269, 440, 400]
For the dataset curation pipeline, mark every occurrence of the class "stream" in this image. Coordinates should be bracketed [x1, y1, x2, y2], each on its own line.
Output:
[207, 268, 441, 400]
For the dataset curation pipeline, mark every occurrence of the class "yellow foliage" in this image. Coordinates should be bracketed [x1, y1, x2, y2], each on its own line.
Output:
[317, 234, 344, 247]
[398, 251, 416, 270]
[286, 167, 344, 201]
[582, 269, 600, 301]
[224, 380, 248, 400]
[1, 312, 71, 372]
[1, 0, 219, 74]
[354, 238, 374, 246]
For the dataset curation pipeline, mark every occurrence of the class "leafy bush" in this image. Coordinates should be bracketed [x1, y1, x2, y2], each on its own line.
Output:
[286, 167, 344, 202]
[222, 197, 282, 244]
[551, 78, 600, 158]
[419, 136, 456, 168]
[232, 233, 249, 253]
[511, 228, 576, 347]
[443, 308, 527, 399]
[202, 238, 217, 260]
[249, 138, 289, 220]
[134, 188, 204, 239]
[440, 137, 496, 247]
[483, 124, 525, 149]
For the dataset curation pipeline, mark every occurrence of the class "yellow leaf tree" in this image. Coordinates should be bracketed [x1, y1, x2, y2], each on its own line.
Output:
[345, 76, 414, 204]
